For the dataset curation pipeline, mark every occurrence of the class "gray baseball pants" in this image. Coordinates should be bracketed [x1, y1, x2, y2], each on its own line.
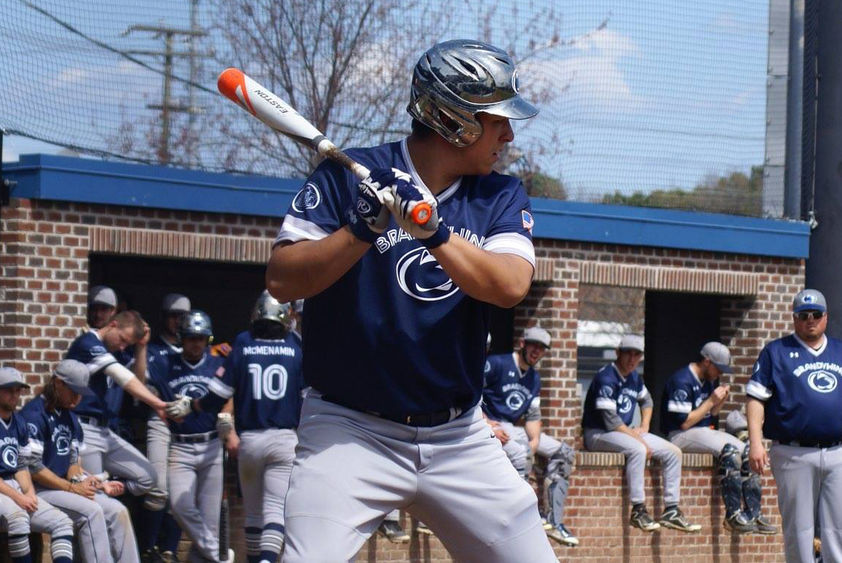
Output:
[0, 478, 75, 561]
[168, 437, 223, 562]
[770, 443, 842, 563]
[669, 427, 745, 453]
[37, 488, 139, 563]
[80, 422, 159, 498]
[584, 428, 683, 506]
[144, 415, 170, 511]
[238, 428, 297, 556]
[282, 394, 557, 563]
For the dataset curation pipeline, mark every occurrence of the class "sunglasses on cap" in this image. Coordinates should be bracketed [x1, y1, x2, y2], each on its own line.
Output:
[795, 311, 825, 321]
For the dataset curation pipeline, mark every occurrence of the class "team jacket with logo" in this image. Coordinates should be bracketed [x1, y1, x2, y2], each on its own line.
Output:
[481, 353, 540, 423]
[747, 333, 842, 443]
[201, 330, 304, 432]
[20, 396, 83, 478]
[275, 138, 535, 417]
[582, 363, 650, 430]
[148, 351, 223, 435]
[660, 365, 717, 434]
[0, 412, 30, 478]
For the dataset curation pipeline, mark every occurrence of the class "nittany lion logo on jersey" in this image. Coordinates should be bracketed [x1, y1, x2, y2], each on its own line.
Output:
[598, 386, 614, 399]
[396, 247, 458, 302]
[1, 445, 18, 470]
[291, 183, 322, 212]
[52, 425, 73, 456]
[617, 394, 634, 415]
[505, 391, 526, 411]
[27, 423, 39, 439]
[807, 370, 838, 394]
[674, 389, 688, 402]
[179, 383, 208, 399]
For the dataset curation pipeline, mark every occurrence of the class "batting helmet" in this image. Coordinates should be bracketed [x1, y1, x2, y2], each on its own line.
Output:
[251, 290, 293, 332]
[179, 310, 213, 339]
[407, 39, 538, 147]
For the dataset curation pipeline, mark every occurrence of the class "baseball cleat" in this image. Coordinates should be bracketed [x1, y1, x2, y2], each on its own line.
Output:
[659, 506, 701, 532]
[547, 523, 579, 546]
[724, 512, 757, 534]
[378, 520, 410, 543]
[630, 505, 660, 532]
[752, 515, 778, 535]
[540, 516, 553, 531]
[415, 521, 435, 536]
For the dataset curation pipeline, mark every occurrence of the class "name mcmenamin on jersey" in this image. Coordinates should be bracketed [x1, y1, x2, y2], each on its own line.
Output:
[242, 345, 297, 357]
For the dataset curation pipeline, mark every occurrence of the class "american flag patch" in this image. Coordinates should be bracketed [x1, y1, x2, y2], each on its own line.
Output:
[215, 366, 225, 378]
[521, 210, 534, 232]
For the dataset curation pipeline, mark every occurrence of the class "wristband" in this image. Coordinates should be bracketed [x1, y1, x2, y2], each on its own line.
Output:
[420, 221, 451, 249]
[346, 206, 379, 244]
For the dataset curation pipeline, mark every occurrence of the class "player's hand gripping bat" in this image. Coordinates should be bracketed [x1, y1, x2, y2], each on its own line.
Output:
[217, 68, 432, 225]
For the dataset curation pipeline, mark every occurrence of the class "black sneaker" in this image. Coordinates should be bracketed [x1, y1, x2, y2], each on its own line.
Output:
[630, 505, 660, 532]
[141, 549, 165, 563]
[547, 523, 579, 546]
[753, 515, 778, 535]
[724, 512, 756, 534]
[659, 506, 701, 532]
[378, 520, 410, 543]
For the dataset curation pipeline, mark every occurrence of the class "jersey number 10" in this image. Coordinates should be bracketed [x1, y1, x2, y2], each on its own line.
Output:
[248, 363, 289, 400]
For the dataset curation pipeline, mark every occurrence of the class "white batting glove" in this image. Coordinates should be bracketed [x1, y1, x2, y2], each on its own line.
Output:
[346, 169, 393, 243]
[217, 412, 234, 437]
[381, 168, 450, 248]
[165, 395, 193, 419]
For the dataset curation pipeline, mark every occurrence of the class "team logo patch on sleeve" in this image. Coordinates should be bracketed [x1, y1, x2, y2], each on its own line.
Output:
[521, 210, 534, 232]
[291, 182, 322, 212]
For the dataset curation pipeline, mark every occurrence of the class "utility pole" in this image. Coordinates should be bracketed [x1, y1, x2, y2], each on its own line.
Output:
[124, 15, 210, 165]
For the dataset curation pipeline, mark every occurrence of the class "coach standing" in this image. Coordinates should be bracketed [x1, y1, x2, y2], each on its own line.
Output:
[747, 288, 842, 562]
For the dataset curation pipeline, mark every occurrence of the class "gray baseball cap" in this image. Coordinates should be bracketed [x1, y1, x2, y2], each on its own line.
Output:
[89, 285, 117, 307]
[700, 341, 733, 374]
[618, 334, 644, 353]
[0, 367, 30, 389]
[53, 360, 93, 396]
[162, 293, 191, 313]
[793, 289, 827, 313]
[523, 326, 551, 348]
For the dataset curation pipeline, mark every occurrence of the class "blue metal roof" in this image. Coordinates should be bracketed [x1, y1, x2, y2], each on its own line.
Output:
[4, 154, 810, 259]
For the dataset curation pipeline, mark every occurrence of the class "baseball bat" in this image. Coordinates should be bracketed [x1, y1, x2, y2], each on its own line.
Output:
[219, 445, 230, 560]
[217, 67, 431, 225]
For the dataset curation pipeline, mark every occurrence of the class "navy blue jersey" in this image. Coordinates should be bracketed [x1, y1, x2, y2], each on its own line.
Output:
[481, 353, 541, 423]
[660, 365, 717, 434]
[0, 412, 30, 477]
[148, 335, 181, 360]
[276, 139, 535, 417]
[204, 331, 304, 432]
[747, 334, 842, 443]
[148, 351, 224, 435]
[582, 364, 650, 430]
[20, 396, 83, 478]
[66, 331, 127, 420]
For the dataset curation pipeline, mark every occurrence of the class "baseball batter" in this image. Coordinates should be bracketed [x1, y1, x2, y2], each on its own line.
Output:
[747, 289, 842, 562]
[661, 342, 776, 534]
[65, 310, 170, 507]
[482, 326, 578, 546]
[22, 359, 139, 562]
[0, 366, 75, 563]
[266, 39, 556, 562]
[192, 291, 304, 562]
[151, 310, 232, 563]
[582, 334, 700, 533]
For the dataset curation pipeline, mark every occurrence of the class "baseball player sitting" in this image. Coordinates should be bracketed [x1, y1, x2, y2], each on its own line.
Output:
[185, 291, 305, 563]
[660, 342, 777, 535]
[482, 326, 578, 546]
[152, 311, 233, 563]
[0, 366, 75, 563]
[21, 359, 140, 562]
[266, 39, 558, 562]
[582, 335, 701, 533]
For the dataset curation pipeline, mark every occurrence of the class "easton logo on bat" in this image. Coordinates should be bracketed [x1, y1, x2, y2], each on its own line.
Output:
[254, 89, 290, 114]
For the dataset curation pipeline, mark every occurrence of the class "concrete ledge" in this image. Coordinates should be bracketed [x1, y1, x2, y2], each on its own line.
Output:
[577, 450, 716, 468]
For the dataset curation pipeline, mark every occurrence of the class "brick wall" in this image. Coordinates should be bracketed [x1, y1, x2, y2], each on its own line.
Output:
[0, 197, 802, 561]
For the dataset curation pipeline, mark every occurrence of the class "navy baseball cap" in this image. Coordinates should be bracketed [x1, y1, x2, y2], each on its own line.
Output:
[793, 289, 827, 313]
[53, 360, 94, 396]
[0, 367, 30, 389]
[700, 341, 733, 374]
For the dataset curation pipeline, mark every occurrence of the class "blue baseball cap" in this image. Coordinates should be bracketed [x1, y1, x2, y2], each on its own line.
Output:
[793, 289, 827, 313]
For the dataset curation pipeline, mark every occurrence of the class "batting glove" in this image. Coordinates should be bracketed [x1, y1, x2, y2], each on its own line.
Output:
[384, 169, 450, 249]
[165, 395, 193, 419]
[346, 169, 392, 243]
[217, 412, 234, 437]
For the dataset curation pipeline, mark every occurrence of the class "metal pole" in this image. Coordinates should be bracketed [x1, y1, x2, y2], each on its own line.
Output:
[784, 0, 804, 219]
